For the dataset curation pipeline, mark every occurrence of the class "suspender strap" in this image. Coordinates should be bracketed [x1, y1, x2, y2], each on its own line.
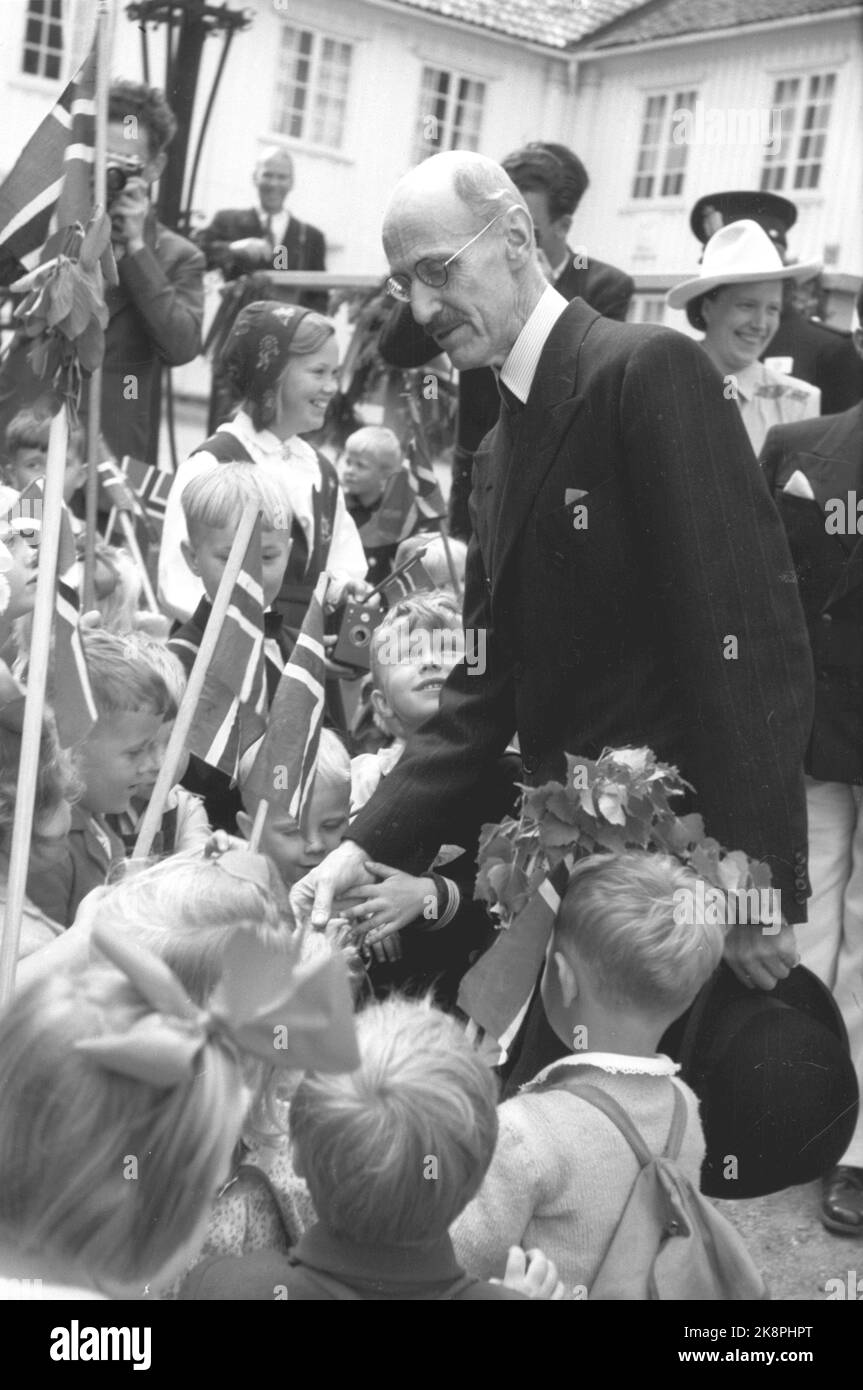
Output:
[550, 1077, 688, 1168]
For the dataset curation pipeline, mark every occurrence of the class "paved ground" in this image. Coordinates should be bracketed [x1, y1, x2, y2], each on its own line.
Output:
[716, 1182, 863, 1300]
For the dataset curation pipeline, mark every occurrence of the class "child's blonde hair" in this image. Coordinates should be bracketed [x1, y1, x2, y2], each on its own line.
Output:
[344, 426, 403, 476]
[98, 853, 290, 1006]
[0, 962, 247, 1291]
[555, 852, 725, 1015]
[239, 727, 350, 816]
[0, 711, 81, 851]
[80, 628, 173, 720]
[290, 996, 498, 1246]
[181, 462, 291, 542]
[419, 536, 467, 592]
[121, 634, 187, 712]
[93, 545, 143, 635]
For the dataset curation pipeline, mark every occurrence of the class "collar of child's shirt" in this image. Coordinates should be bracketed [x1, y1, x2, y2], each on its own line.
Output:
[526, 1052, 680, 1090]
[228, 410, 320, 471]
[293, 1221, 468, 1294]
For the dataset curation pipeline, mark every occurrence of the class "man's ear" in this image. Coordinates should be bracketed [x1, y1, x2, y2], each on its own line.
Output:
[144, 149, 167, 185]
[236, 809, 252, 840]
[180, 538, 200, 577]
[503, 205, 535, 263]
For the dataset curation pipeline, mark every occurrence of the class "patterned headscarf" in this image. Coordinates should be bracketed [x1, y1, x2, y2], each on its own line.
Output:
[219, 301, 316, 432]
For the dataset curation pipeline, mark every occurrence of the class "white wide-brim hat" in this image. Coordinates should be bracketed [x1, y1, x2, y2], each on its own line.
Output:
[667, 219, 822, 309]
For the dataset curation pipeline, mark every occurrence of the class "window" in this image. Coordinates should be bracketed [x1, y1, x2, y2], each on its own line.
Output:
[412, 67, 486, 164]
[631, 295, 666, 325]
[631, 90, 697, 199]
[761, 72, 836, 193]
[273, 25, 353, 149]
[22, 0, 63, 81]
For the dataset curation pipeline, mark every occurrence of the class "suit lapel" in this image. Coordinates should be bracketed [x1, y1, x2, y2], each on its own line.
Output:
[490, 302, 598, 599]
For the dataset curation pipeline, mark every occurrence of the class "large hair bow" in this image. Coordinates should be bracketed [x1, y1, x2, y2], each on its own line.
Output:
[77, 921, 360, 1085]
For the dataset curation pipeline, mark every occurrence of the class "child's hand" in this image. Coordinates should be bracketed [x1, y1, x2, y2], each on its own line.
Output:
[203, 830, 248, 858]
[493, 1247, 565, 1301]
[338, 861, 435, 942]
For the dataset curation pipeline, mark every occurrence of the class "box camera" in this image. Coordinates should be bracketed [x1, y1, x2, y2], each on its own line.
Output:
[332, 599, 385, 672]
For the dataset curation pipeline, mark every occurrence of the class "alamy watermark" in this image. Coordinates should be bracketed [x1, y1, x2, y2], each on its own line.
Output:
[374, 625, 487, 676]
[672, 102, 782, 152]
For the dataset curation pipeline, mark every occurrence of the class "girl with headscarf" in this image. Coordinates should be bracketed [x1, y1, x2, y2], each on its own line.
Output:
[158, 302, 367, 633]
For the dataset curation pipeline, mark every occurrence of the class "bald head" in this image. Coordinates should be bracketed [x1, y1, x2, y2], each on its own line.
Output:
[382, 152, 546, 370]
[383, 151, 526, 254]
[255, 148, 294, 212]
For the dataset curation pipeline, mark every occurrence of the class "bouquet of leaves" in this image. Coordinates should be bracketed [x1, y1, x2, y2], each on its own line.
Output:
[475, 746, 774, 928]
[10, 209, 117, 416]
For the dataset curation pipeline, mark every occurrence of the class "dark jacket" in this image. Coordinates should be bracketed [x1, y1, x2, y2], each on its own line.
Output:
[26, 806, 125, 928]
[765, 310, 863, 415]
[352, 300, 814, 922]
[196, 206, 327, 314]
[180, 1224, 526, 1300]
[0, 217, 204, 464]
[760, 403, 863, 784]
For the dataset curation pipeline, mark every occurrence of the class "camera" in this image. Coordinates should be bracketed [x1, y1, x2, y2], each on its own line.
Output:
[106, 158, 144, 198]
[332, 600, 385, 672]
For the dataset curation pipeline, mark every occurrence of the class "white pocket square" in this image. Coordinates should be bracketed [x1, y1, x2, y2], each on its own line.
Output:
[782, 469, 816, 500]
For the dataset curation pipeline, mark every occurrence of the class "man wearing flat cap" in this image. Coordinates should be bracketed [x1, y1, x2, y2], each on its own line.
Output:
[691, 190, 863, 414]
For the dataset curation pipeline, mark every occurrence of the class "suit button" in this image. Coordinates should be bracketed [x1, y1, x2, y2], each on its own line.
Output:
[821, 614, 832, 623]
[794, 876, 808, 890]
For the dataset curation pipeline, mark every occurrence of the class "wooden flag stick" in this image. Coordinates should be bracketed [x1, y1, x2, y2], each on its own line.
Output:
[104, 505, 117, 543]
[83, 2, 111, 611]
[117, 511, 159, 613]
[436, 517, 462, 600]
[132, 499, 260, 860]
[0, 410, 69, 1005]
[247, 798, 269, 853]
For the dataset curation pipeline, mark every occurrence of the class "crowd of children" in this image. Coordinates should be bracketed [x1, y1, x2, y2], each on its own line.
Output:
[0, 302, 771, 1303]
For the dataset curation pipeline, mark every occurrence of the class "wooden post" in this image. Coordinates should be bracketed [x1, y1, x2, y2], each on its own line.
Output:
[247, 798, 269, 853]
[132, 499, 259, 859]
[436, 518, 462, 600]
[117, 511, 158, 613]
[0, 410, 69, 1005]
[83, 1, 111, 611]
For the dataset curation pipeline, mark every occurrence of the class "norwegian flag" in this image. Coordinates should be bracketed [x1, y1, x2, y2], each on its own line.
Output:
[119, 455, 174, 538]
[242, 574, 328, 823]
[1, 478, 96, 747]
[54, 576, 98, 746]
[378, 552, 434, 607]
[0, 41, 96, 284]
[182, 517, 268, 776]
[98, 458, 147, 520]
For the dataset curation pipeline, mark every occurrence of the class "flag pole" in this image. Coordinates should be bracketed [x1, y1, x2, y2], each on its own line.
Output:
[83, 0, 111, 611]
[0, 409, 69, 1005]
[132, 499, 260, 859]
[116, 511, 159, 612]
[248, 798, 269, 853]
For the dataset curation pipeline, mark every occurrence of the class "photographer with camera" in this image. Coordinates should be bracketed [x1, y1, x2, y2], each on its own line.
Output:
[0, 80, 204, 467]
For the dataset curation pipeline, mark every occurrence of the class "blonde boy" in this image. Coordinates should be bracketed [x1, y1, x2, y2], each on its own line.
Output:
[451, 852, 725, 1296]
[28, 630, 172, 927]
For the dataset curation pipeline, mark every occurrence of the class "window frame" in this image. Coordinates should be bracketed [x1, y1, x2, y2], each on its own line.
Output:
[21, 0, 64, 83]
[760, 69, 837, 195]
[411, 63, 487, 165]
[630, 87, 699, 203]
[271, 21, 354, 153]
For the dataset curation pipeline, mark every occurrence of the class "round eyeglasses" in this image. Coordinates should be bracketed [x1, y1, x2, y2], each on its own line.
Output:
[386, 209, 512, 303]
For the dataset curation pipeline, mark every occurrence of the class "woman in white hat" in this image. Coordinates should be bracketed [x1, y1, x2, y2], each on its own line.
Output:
[667, 220, 822, 453]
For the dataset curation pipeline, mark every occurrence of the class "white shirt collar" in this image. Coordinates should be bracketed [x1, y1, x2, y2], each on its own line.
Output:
[228, 410, 316, 464]
[550, 250, 571, 282]
[499, 284, 569, 404]
[527, 1051, 680, 1088]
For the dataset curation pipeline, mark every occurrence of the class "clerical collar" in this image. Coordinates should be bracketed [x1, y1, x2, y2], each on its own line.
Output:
[499, 284, 568, 404]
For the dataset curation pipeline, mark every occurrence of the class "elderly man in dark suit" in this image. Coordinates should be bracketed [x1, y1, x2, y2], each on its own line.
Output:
[197, 148, 327, 427]
[0, 81, 204, 464]
[380, 141, 633, 539]
[760, 298, 863, 1233]
[294, 150, 811, 1010]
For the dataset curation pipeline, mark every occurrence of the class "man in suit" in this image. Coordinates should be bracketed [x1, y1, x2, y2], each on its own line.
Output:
[379, 141, 634, 539]
[197, 148, 327, 427]
[690, 190, 863, 415]
[760, 293, 863, 1233]
[294, 151, 811, 1006]
[0, 80, 204, 465]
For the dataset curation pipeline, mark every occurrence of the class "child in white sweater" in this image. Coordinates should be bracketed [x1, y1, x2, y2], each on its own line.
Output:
[451, 851, 726, 1297]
